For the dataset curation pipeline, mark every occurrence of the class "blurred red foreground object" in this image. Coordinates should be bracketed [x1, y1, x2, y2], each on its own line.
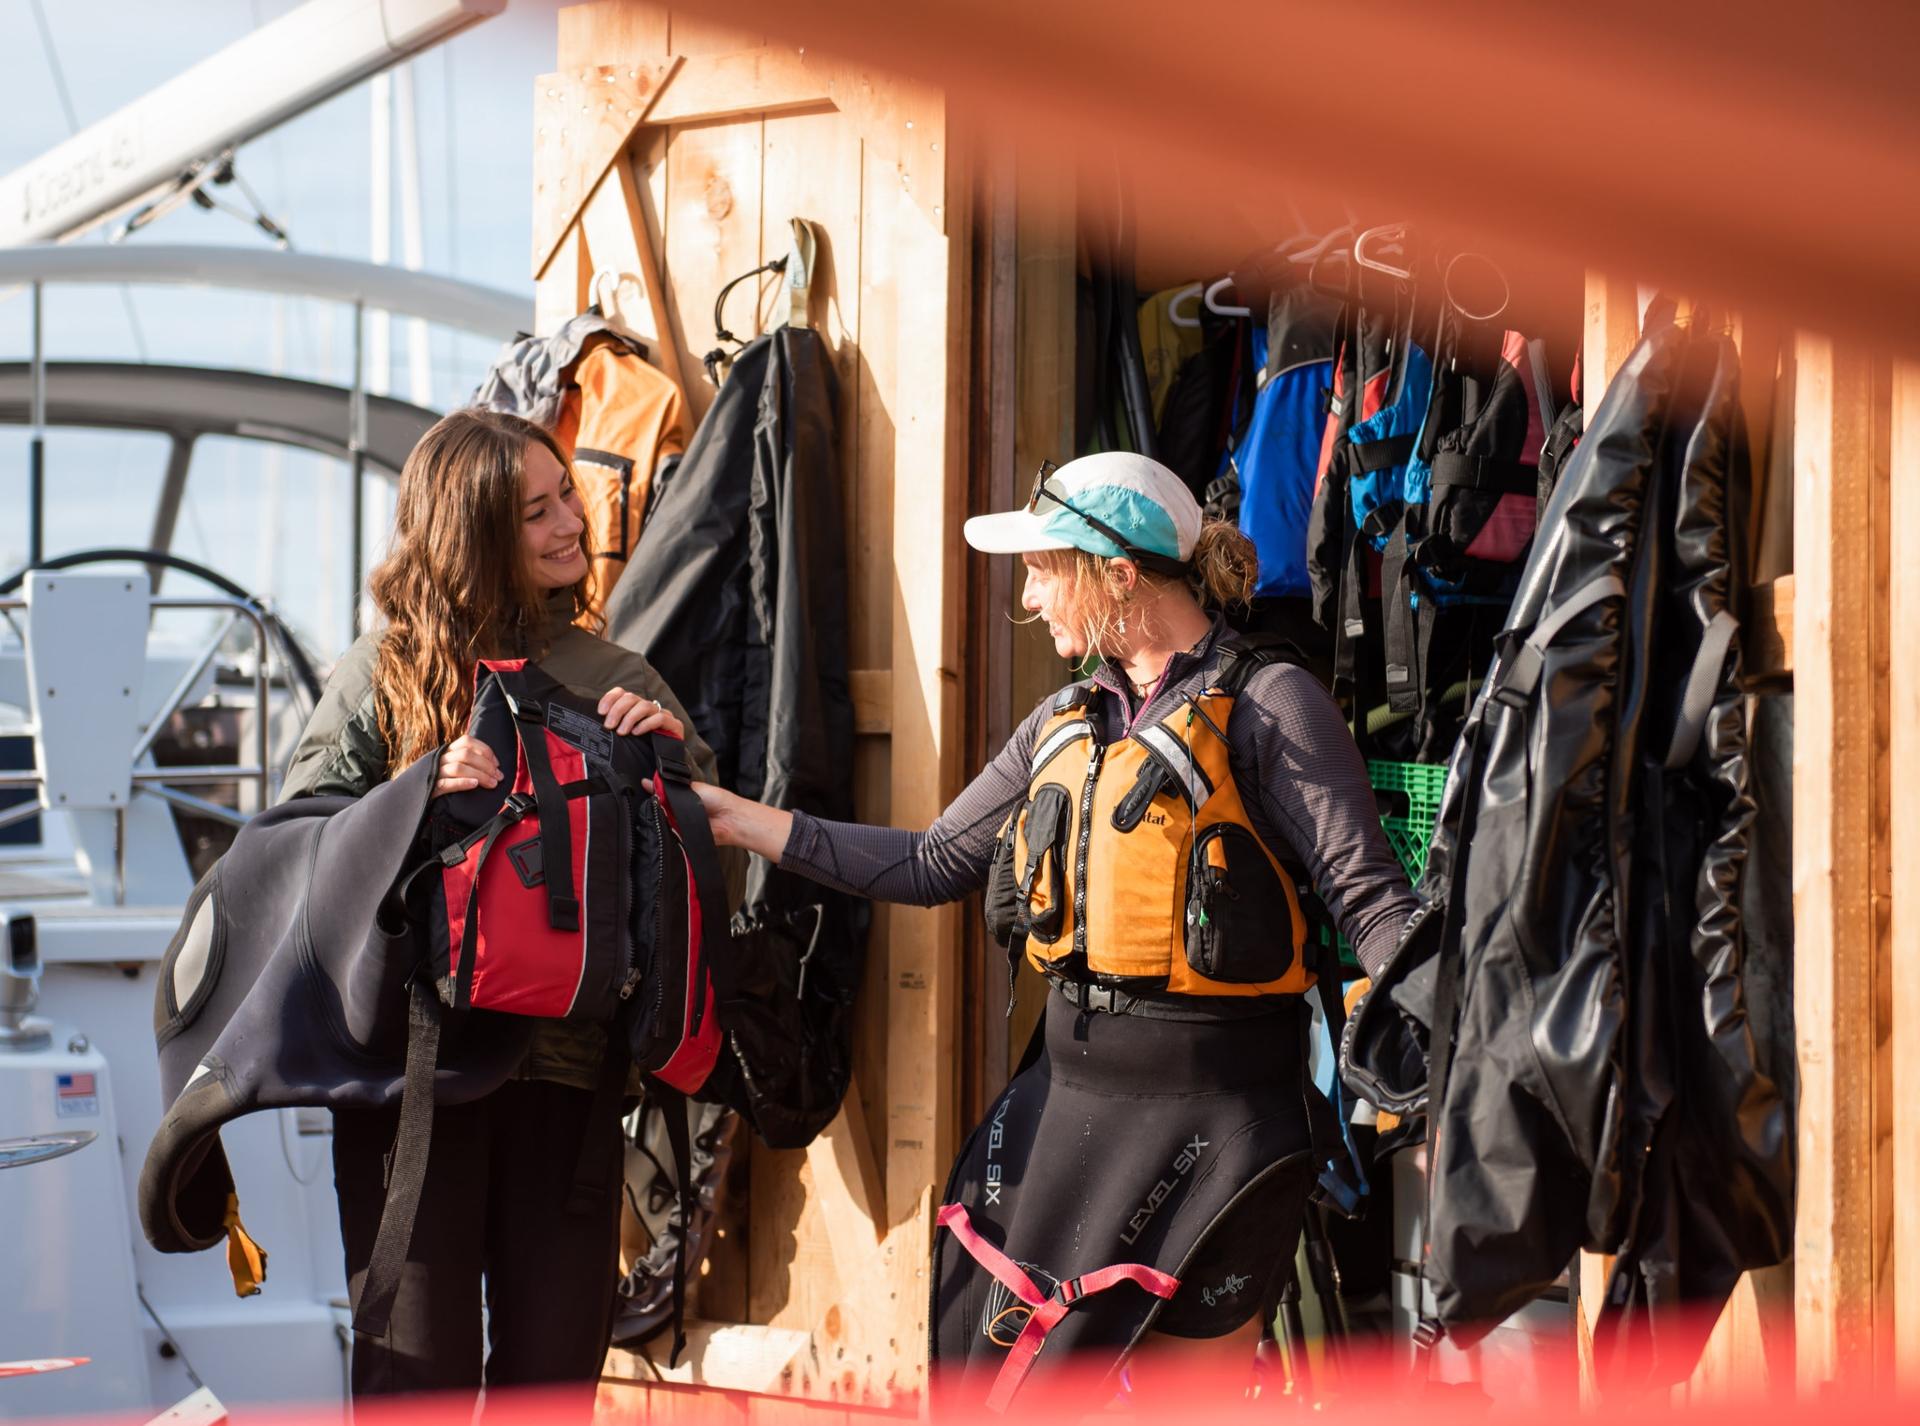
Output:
[671, 0, 1920, 350]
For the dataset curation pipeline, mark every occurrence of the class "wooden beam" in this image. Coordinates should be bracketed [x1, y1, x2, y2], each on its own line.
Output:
[848, 669, 891, 735]
[879, 108, 967, 1398]
[1582, 272, 1640, 415]
[531, 57, 680, 279]
[803, 1077, 886, 1268]
[1891, 358, 1920, 1388]
[579, 149, 688, 392]
[646, 45, 834, 125]
[1792, 331, 1889, 1390]
[1578, 268, 1642, 1356]
[1746, 575, 1795, 682]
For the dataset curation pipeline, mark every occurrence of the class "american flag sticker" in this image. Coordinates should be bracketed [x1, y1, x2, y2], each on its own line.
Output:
[55, 1072, 99, 1119]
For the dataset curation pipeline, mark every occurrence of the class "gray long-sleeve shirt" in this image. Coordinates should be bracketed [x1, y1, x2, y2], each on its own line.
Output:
[781, 618, 1418, 977]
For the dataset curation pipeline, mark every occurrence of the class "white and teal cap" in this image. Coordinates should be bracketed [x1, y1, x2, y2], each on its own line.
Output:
[962, 451, 1202, 570]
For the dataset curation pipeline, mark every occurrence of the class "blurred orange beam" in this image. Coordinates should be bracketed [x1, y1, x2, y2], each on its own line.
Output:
[679, 0, 1920, 347]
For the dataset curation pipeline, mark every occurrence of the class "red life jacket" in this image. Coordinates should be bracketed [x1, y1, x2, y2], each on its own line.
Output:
[357, 658, 732, 1358]
[424, 658, 729, 1089]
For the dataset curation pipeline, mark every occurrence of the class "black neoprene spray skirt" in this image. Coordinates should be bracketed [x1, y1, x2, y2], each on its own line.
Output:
[930, 986, 1323, 1406]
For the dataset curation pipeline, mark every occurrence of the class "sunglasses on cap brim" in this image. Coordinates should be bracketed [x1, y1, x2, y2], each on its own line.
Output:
[1024, 460, 1191, 578]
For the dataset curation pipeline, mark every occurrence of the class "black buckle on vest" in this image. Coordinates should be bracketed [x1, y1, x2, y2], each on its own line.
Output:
[505, 692, 545, 724]
[547, 893, 581, 932]
[1061, 980, 1125, 1014]
[1411, 1317, 1445, 1351]
[1057, 1276, 1086, 1305]
[1491, 642, 1543, 709]
[654, 739, 693, 783]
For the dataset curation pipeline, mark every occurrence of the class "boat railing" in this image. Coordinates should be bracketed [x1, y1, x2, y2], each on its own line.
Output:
[0, 594, 273, 877]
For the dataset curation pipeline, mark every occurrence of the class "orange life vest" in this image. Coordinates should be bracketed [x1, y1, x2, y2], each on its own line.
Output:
[985, 664, 1314, 998]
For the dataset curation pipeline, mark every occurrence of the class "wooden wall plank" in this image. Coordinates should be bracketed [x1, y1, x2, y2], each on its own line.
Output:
[534, 222, 592, 336]
[1746, 575, 1795, 682]
[661, 116, 767, 427]
[1001, 144, 1078, 1075]
[532, 59, 677, 277]
[1576, 271, 1642, 1365]
[552, 9, 969, 1402]
[1582, 272, 1640, 415]
[580, 152, 688, 392]
[736, 104, 874, 1338]
[1791, 331, 1887, 1389]
[648, 48, 833, 127]
[559, 1, 668, 70]
[876, 118, 967, 1395]
[1892, 358, 1920, 1388]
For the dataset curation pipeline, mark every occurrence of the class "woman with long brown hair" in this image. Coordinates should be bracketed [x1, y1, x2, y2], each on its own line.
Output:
[695, 451, 1416, 1405]
[281, 408, 719, 1402]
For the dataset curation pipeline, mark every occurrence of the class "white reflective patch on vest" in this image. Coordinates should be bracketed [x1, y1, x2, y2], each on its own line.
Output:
[1028, 720, 1092, 779]
[1133, 724, 1213, 807]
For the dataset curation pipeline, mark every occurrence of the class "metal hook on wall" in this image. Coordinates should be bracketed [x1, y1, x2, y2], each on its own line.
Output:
[1353, 221, 1413, 280]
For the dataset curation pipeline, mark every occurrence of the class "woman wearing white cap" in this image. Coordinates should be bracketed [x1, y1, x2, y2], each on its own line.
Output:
[694, 451, 1416, 1404]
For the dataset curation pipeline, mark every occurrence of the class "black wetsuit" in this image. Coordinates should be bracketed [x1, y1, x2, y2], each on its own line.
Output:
[779, 618, 1417, 1397]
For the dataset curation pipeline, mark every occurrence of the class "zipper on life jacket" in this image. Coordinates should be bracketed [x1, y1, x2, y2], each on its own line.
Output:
[1072, 742, 1104, 964]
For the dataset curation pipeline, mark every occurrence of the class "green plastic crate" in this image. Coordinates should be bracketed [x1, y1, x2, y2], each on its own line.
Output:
[1366, 759, 1448, 885]
[1321, 759, 1447, 970]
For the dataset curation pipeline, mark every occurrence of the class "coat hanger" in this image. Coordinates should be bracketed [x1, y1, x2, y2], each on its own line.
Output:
[1167, 282, 1204, 328]
[588, 268, 651, 349]
[1289, 225, 1354, 266]
[1204, 276, 1251, 318]
[1353, 221, 1413, 280]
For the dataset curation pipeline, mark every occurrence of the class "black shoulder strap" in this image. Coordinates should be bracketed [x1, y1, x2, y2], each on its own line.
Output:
[351, 981, 441, 1342]
[1211, 631, 1310, 699]
[650, 733, 734, 1007]
[1052, 679, 1097, 714]
[486, 664, 580, 933]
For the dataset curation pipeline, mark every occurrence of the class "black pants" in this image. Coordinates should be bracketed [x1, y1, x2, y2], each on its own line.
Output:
[333, 1079, 623, 1405]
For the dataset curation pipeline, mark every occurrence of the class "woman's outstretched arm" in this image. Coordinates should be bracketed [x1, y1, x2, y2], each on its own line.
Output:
[698, 696, 1052, 907]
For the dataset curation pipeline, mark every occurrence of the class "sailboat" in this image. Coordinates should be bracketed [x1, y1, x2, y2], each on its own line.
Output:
[0, 2, 527, 1417]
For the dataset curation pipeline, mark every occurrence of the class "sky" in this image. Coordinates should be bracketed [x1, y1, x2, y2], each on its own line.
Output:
[0, 0, 560, 656]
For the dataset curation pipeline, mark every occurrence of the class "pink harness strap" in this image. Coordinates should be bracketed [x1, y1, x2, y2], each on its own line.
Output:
[935, 1203, 1179, 1412]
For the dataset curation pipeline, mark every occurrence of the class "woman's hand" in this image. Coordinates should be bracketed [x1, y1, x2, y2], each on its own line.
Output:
[599, 686, 684, 740]
[693, 781, 793, 862]
[434, 734, 502, 797]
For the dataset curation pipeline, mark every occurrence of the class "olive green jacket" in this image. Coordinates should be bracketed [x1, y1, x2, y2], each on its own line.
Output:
[280, 597, 737, 1089]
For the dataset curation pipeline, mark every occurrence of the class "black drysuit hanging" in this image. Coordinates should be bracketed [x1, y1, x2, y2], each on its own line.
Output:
[1340, 316, 1791, 1385]
[602, 325, 865, 1150]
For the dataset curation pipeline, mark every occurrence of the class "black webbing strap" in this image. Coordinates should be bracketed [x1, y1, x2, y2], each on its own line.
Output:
[1663, 609, 1739, 770]
[657, 1083, 695, 1367]
[650, 735, 734, 1008]
[511, 709, 580, 932]
[566, 1026, 632, 1216]
[447, 797, 535, 1009]
[1333, 495, 1374, 693]
[1380, 523, 1422, 715]
[353, 981, 441, 1342]
[1409, 717, 1487, 1371]
[1350, 432, 1417, 474]
[1429, 450, 1538, 495]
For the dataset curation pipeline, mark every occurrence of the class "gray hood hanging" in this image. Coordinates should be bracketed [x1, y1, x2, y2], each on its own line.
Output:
[1341, 313, 1790, 1385]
